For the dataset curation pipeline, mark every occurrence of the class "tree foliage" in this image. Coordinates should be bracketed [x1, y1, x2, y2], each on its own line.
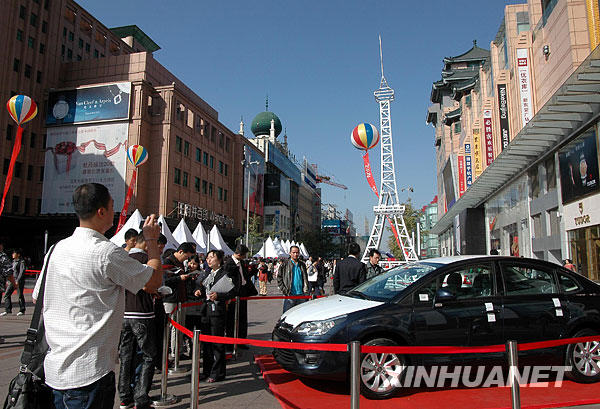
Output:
[387, 198, 423, 259]
[295, 229, 339, 259]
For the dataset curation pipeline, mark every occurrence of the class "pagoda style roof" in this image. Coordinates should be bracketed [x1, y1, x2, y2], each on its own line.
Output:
[443, 40, 490, 68]
[443, 107, 461, 125]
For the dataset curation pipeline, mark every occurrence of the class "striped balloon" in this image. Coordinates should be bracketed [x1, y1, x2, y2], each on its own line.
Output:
[127, 145, 148, 167]
[351, 123, 379, 151]
[6, 95, 37, 125]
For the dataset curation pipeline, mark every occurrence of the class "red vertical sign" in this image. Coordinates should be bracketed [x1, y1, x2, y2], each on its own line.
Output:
[458, 155, 465, 197]
[483, 109, 494, 166]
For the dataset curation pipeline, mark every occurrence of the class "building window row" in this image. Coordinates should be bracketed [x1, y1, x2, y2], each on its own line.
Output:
[174, 168, 227, 201]
[174, 103, 231, 153]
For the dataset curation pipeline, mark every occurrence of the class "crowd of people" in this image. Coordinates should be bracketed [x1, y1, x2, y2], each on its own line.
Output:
[0, 182, 388, 409]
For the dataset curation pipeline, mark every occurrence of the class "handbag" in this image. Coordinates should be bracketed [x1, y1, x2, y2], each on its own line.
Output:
[3, 245, 55, 409]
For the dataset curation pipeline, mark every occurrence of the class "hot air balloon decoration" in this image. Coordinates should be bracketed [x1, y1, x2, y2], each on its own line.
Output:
[116, 145, 148, 232]
[2, 95, 38, 216]
[351, 123, 380, 197]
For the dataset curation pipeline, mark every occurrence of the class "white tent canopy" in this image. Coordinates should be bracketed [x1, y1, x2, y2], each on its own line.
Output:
[254, 237, 288, 258]
[192, 222, 209, 254]
[299, 243, 310, 259]
[172, 219, 201, 252]
[253, 243, 266, 258]
[208, 225, 234, 256]
[110, 209, 144, 247]
[282, 240, 291, 254]
[272, 237, 286, 256]
[158, 215, 179, 251]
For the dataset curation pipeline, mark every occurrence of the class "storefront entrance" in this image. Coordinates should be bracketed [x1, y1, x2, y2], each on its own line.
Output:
[569, 225, 600, 282]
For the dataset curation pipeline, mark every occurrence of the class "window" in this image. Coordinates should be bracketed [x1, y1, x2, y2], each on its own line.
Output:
[39, 43, 45, 54]
[42, 20, 48, 33]
[36, 70, 42, 83]
[202, 180, 208, 194]
[44, 0, 49, 10]
[224, 189, 228, 202]
[67, 48, 72, 59]
[501, 263, 556, 296]
[225, 137, 230, 152]
[219, 133, 224, 149]
[557, 272, 580, 294]
[12, 196, 20, 213]
[516, 11, 530, 34]
[30, 13, 37, 27]
[541, 0, 558, 26]
[209, 183, 213, 196]
[3, 159, 9, 175]
[183, 171, 188, 187]
[24, 64, 31, 78]
[68, 31, 74, 41]
[13, 58, 20, 72]
[219, 161, 224, 174]
[175, 135, 182, 152]
[17, 29, 23, 41]
[94, 49, 99, 58]
[63, 27, 67, 38]
[437, 265, 493, 299]
[196, 148, 201, 162]
[42, 133, 46, 149]
[20, 5, 26, 19]
[77, 55, 81, 61]
[28, 36, 35, 48]
[548, 208, 560, 237]
[24, 198, 30, 215]
[454, 121, 461, 134]
[30, 132, 36, 148]
[14, 162, 22, 178]
[204, 123, 210, 139]
[27, 165, 33, 180]
[218, 187, 223, 200]
[209, 156, 214, 169]
[211, 127, 216, 142]
[6, 124, 14, 140]
[465, 95, 472, 108]
[39, 166, 44, 181]
[61, 45, 65, 56]
[78, 38, 83, 48]
[529, 166, 540, 199]
[194, 177, 200, 192]
[532, 214, 542, 238]
[184, 141, 190, 156]
[85, 42, 90, 52]
[224, 164, 228, 176]
[203, 152, 208, 165]
[174, 168, 181, 184]
[545, 157, 556, 191]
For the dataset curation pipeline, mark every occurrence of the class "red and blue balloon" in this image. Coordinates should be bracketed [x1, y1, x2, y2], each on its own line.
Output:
[117, 145, 149, 232]
[351, 123, 379, 151]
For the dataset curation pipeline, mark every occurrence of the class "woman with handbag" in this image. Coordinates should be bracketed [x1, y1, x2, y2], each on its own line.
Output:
[195, 250, 238, 383]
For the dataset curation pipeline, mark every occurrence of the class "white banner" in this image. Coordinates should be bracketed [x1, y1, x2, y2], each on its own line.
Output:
[516, 48, 533, 126]
[41, 122, 128, 214]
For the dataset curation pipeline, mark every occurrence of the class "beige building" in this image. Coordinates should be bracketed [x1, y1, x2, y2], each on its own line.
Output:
[0, 0, 254, 262]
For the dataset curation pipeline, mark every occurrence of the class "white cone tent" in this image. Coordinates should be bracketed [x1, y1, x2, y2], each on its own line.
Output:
[253, 242, 266, 258]
[172, 219, 201, 252]
[263, 237, 281, 258]
[272, 237, 286, 256]
[282, 240, 291, 254]
[110, 209, 144, 247]
[299, 243, 310, 259]
[158, 215, 179, 251]
[192, 222, 209, 254]
[208, 225, 234, 256]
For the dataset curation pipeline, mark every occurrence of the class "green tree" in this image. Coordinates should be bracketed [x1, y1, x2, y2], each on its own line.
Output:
[387, 198, 423, 259]
[296, 229, 339, 259]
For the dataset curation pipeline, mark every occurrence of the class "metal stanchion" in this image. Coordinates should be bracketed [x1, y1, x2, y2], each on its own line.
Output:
[190, 329, 201, 409]
[153, 314, 176, 407]
[233, 296, 240, 359]
[506, 340, 521, 409]
[169, 302, 189, 375]
[349, 341, 361, 409]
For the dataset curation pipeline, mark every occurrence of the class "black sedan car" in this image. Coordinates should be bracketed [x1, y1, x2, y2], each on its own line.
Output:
[272, 256, 600, 398]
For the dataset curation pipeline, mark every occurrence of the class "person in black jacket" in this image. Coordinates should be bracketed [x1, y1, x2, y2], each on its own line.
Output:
[196, 249, 240, 382]
[225, 244, 256, 349]
[333, 243, 367, 294]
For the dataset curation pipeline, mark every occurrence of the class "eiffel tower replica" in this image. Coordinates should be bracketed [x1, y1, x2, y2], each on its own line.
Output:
[362, 37, 418, 264]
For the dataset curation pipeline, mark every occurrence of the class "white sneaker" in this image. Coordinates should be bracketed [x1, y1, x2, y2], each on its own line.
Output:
[0, 312, 9, 316]
[16, 312, 24, 316]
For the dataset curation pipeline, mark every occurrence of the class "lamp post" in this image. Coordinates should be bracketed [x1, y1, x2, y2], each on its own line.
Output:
[243, 156, 259, 247]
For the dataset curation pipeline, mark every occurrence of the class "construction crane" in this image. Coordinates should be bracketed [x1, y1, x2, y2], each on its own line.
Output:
[311, 164, 348, 190]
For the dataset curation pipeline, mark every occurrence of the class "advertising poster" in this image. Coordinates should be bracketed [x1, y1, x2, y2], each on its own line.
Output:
[265, 174, 281, 204]
[46, 83, 131, 125]
[516, 49, 533, 126]
[465, 143, 473, 187]
[458, 155, 466, 197]
[497, 84, 510, 150]
[41, 123, 128, 213]
[558, 130, 599, 204]
[472, 128, 483, 177]
[242, 145, 265, 216]
[483, 110, 494, 166]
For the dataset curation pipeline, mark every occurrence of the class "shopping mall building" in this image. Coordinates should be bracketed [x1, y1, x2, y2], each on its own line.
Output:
[428, 0, 600, 281]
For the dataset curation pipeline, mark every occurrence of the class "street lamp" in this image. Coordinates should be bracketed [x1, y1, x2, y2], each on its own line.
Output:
[242, 158, 259, 247]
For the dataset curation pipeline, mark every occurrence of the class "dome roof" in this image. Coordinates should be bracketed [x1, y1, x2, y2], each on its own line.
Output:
[251, 111, 282, 137]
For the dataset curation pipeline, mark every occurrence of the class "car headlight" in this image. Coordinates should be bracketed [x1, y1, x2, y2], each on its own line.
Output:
[293, 315, 347, 336]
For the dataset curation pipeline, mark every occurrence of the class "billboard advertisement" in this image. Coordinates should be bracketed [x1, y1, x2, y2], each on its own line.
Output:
[243, 145, 265, 216]
[483, 109, 494, 166]
[264, 173, 290, 206]
[442, 155, 458, 211]
[497, 84, 510, 150]
[558, 129, 599, 204]
[322, 219, 341, 235]
[516, 49, 533, 126]
[41, 123, 128, 213]
[465, 143, 473, 187]
[46, 82, 131, 126]
[458, 154, 466, 197]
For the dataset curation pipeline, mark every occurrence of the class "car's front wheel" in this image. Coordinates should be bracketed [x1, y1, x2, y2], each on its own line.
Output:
[359, 338, 407, 399]
[565, 328, 600, 383]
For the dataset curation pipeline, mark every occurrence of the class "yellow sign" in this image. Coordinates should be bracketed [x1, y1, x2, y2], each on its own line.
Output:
[472, 128, 483, 178]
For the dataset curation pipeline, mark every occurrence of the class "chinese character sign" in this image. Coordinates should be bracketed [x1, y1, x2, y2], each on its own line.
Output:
[483, 110, 494, 166]
[472, 128, 483, 178]
[458, 154, 466, 197]
[464, 144, 473, 187]
[516, 49, 533, 127]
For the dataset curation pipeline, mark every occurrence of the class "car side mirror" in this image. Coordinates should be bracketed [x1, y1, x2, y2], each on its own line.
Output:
[435, 288, 456, 301]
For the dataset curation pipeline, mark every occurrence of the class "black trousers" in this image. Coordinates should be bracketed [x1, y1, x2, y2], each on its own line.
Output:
[3, 277, 25, 313]
[201, 312, 226, 380]
[225, 298, 248, 341]
[118, 318, 157, 408]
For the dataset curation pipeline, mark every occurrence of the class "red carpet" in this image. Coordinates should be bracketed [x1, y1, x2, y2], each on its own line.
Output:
[254, 355, 600, 409]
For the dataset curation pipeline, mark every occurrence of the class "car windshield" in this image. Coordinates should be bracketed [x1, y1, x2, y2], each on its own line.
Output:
[349, 262, 441, 302]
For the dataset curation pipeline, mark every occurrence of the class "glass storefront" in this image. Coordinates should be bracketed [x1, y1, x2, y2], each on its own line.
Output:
[568, 225, 600, 282]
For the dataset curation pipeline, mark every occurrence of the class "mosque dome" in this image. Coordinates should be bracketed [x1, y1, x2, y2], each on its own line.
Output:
[251, 111, 282, 137]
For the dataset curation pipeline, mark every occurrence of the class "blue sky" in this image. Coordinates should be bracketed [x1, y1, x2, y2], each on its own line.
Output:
[79, 0, 525, 237]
